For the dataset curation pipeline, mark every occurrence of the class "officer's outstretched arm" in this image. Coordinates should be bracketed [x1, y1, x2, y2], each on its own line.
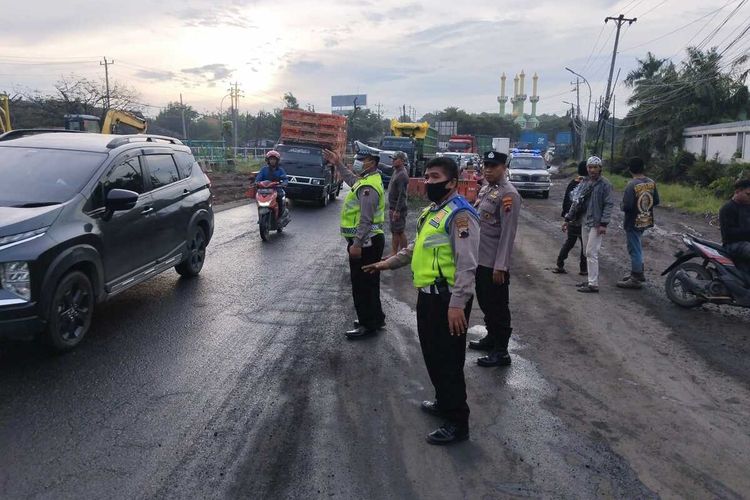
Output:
[363, 243, 414, 273]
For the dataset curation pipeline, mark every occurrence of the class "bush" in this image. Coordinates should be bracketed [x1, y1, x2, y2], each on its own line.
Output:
[656, 151, 696, 183]
[709, 177, 736, 199]
[687, 158, 724, 187]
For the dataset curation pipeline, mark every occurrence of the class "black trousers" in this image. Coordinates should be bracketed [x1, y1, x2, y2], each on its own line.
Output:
[475, 266, 512, 352]
[556, 224, 587, 273]
[347, 234, 385, 329]
[417, 292, 473, 428]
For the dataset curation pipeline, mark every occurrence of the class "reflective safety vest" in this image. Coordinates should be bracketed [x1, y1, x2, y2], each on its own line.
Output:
[411, 195, 478, 288]
[340, 172, 385, 238]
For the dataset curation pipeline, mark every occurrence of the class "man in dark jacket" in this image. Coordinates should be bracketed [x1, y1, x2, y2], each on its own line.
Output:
[552, 161, 588, 275]
[719, 178, 750, 271]
[617, 157, 660, 289]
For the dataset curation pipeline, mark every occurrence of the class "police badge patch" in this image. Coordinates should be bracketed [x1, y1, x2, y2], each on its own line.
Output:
[455, 214, 470, 238]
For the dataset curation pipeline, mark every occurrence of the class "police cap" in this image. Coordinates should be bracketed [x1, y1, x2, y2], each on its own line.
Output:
[483, 151, 508, 166]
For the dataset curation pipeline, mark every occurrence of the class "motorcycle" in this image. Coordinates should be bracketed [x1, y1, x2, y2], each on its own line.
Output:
[255, 180, 290, 241]
[662, 234, 750, 308]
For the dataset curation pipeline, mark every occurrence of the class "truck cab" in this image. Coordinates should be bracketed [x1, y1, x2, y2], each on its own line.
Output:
[380, 136, 416, 175]
[276, 143, 342, 207]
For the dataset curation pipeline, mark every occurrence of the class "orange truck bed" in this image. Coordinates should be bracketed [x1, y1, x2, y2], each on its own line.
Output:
[280, 109, 348, 155]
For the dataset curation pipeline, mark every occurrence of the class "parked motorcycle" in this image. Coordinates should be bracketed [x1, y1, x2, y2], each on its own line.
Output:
[662, 234, 750, 308]
[255, 180, 290, 241]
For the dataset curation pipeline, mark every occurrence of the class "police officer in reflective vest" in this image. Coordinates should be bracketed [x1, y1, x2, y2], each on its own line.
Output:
[364, 157, 480, 445]
[468, 151, 520, 366]
[324, 148, 386, 339]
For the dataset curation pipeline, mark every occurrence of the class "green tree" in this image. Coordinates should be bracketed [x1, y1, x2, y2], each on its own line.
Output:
[153, 102, 199, 138]
[622, 48, 749, 159]
[283, 92, 300, 109]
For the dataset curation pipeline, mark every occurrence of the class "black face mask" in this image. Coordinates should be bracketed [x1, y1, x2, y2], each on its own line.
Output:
[426, 180, 452, 203]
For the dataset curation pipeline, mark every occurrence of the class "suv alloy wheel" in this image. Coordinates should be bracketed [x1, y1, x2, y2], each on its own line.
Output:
[45, 271, 95, 351]
[176, 226, 207, 277]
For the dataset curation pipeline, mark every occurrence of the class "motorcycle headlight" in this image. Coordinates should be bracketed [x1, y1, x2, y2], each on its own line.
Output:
[1, 261, 31, 301]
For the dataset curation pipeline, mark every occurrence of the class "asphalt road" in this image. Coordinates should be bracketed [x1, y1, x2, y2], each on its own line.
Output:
[1, 184, 748, 499]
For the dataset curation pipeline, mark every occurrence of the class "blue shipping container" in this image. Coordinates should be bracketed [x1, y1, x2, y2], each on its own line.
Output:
[555, 131, 572, 145]
[519, 131, 548, 151]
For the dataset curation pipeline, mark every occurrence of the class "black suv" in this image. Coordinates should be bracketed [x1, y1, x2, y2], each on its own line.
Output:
[0, 131, 214, 350]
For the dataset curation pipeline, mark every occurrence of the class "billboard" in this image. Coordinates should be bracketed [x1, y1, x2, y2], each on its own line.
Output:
[331, 94, 367, 108]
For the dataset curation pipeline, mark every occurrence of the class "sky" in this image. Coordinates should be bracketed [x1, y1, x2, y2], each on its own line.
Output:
[1, 0, 748, 119]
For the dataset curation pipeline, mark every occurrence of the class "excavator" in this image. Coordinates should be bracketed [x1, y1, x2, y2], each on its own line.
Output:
[0, 95, 146, 135]
[0, 94, 10, 134]
[64, 109, 147, 134]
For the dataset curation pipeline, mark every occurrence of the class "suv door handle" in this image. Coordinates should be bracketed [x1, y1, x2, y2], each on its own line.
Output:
[141, 206, 154, 214]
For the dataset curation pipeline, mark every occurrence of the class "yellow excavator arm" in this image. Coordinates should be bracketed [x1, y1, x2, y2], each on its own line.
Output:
[100, 110, 147, 135]
[0, 94, 11, 133]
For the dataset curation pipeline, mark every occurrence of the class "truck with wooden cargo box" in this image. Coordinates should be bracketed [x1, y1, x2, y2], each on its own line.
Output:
[277, 108, 346, 207]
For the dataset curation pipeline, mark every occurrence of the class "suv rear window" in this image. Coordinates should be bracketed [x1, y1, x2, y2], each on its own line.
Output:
[146, 154, 180, 189]
[0, 147, 106, 207]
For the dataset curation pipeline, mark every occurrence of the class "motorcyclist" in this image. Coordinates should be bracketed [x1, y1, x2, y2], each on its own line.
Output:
[719, 178, 750, 272]
[256, 150, 289, 218]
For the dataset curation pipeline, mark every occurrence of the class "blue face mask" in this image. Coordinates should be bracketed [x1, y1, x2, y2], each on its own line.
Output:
[353, 162, 365, 174]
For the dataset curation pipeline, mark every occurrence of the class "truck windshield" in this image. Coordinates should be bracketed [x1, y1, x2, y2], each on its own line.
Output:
[510, 157, 546, 170]
[277, 145, 323, 167]
[0, 147, 107, 206]
[448, 141, 470, 151]
[381, 138, 413, 152]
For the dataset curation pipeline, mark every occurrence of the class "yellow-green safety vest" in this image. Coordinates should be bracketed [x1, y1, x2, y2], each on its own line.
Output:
[411, 196, 477, 288]
[340, 172, 385, 238]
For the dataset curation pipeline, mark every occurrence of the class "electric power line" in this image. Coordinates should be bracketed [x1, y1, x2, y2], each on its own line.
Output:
[621, 0, 741, 51]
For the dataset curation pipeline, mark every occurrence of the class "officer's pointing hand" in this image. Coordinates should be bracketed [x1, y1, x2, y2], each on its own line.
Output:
[362, 261, 388, 274]
[323, 149, 341, 165]
[448, 307, 468, 336]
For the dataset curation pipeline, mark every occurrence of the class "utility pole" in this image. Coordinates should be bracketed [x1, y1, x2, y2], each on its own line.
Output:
[100, 57, 114, 109]
[611, 96, 616, 163]
[375, 102, 383, 119]
[229, 82, 243, 151]
[595, 14, 636, 154]
[179, 93, 188, 140]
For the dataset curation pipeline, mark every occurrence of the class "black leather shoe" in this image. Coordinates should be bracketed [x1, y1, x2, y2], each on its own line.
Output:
[353, 320, 386, 329]
[426, 423, 469, 445]
[477, 351, 512, 367]
[345, 326, 377, 340]
[468, 335, 493, 351]
[420, 400, 445, 417]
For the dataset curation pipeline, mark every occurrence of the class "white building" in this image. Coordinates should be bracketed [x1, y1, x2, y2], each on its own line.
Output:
[683, 120, 750, 163]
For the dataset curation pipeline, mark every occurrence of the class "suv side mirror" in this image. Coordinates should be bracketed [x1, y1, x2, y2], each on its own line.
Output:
[106, 189, 139, 212]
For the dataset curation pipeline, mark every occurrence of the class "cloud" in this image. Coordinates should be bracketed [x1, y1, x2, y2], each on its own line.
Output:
[182, 64, 234, 82]
[176, 6, 258, 29]
[287, 60, 325, 74]
[135, 70, 177, 81]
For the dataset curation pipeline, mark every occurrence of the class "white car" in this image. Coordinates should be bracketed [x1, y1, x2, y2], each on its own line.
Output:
[436, 152, 478, 171]
[507, 149, 551, 199]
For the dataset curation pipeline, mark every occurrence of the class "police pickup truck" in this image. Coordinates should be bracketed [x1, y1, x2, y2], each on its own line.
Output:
[507, 148, 551, 199]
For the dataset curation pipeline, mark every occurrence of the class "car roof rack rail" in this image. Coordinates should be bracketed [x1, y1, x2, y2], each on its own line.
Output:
[0, 128, 81, 141]
[106, 134, 184, 149]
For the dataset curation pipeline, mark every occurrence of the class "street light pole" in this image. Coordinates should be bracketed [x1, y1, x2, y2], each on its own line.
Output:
[565, 67, 592, 161]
